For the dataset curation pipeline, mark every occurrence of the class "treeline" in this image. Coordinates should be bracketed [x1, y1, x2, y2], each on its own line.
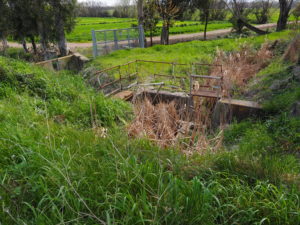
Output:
[0, 0, 77, 58]
[139, 0, 296, 45]
[78, 1, 113, 17]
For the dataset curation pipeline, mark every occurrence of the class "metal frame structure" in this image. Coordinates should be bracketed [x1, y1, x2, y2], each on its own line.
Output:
[94, 60, 223, 98]
[92, 25, 145, 58]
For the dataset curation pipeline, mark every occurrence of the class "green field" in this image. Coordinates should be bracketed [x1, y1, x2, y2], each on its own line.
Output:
[67, 17, 232, 42]
[66, 10, 296, 43]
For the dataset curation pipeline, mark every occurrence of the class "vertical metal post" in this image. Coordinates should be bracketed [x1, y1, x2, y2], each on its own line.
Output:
[92, 30, 98, 58]
[190, 74, 193, 96]
[114, 30, 118, 50]
[138, 25, 145, 48]
[191, 63, 195, 75]
[104, 31, 107, 54]
[172, 63, 175, 80]
[127, 29, 131, 48]
[119, 66, 122, 90]
[220, 65, 224, 98]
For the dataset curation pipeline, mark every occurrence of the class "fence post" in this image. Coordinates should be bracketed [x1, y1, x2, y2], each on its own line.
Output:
[138, 25, 145, 48]
[127, 29, 131, 48]
[92, 30, 98, 58]
[114, 30, 118, 50]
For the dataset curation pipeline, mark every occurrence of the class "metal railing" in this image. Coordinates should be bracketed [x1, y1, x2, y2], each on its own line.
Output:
[94, 60, 223, 98]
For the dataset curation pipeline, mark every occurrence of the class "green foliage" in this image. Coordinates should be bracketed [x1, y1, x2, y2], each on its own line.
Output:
[0, 56, 131, 127]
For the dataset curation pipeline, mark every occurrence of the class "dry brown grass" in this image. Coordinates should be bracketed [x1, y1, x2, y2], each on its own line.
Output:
[128, 97, 223, 154]
[211, 43, 273, 97]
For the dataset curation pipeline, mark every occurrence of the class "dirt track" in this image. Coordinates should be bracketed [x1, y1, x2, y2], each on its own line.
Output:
[7, 23, 280, 50]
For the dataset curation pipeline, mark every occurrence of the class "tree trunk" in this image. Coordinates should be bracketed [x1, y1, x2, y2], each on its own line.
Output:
[56, 16, 68, 56]
[239, 18, 268, 34]
[161, 22, 170, 45]
[137, 0, 144, 26]
[38, 21, 48, 57]
[22, 38, 29, 53]
[1, 37, 8, 50]
[277, 0, 293, 31]
[137, 0, 146, 47]
[204, 13, 209, 40]
[30, 36, 37, 54]
[150, 30, 153, 46]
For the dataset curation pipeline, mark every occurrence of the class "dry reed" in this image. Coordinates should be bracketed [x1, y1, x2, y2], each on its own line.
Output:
[211, 43, 273, 97]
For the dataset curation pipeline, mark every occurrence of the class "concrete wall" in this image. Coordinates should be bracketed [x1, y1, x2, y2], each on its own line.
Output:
[36, 53, 89, 72]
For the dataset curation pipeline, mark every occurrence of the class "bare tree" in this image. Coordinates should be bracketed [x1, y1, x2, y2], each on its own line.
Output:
[292, 2, 300, 23]
[192, 0, 212, 40]
[277, 0, 294, 31]
[116, 0, 136, 17]
[226, 0, 268, 34]
[144, 0, 159, 46]
[155, 0, 180, 45]
[210, 0, 227, 21]
[78, 0, 110, 17]
[252, 0, 273, 24]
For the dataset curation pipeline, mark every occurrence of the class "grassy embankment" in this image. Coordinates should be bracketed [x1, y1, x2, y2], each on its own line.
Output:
[0, 30, 300, 224]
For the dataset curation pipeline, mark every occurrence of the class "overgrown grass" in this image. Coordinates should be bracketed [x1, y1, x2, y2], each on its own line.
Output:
[1, 31, 300, 224]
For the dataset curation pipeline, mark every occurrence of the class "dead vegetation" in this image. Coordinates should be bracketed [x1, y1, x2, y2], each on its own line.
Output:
[128, 98, 223, 155]
[211, 43, 274, 97]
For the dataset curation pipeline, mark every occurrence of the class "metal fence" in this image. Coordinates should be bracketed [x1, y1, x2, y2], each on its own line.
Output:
[93, 60, 223, 97]
[92, 25, 145, 58]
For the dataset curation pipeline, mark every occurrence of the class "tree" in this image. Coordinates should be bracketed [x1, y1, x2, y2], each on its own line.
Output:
[116, 0, 136, 18]
[192, 0, 211, 40]
[0, 0, 11, 51]
[277, 0, 294, 31]
[49, 0, 77, 56]
[137, 0, 144, 25]
[78, 0, 108, 17]
[144, 0, 159, 46]
[155, 0, 180, 45]
[229, 0, 253, 33]
[226, 0, 268, 34]
[8, 0, 39, 53]
[292, 2, 300, 23]
[252, 0, 273, 24]
[210, 0, 227, 21]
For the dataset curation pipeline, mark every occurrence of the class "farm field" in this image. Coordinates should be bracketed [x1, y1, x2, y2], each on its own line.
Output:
[66, 10, 296, 43]
[67, 17, 232, 42]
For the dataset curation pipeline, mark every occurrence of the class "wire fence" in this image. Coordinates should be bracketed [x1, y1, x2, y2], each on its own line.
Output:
[92, 25, 145, 57]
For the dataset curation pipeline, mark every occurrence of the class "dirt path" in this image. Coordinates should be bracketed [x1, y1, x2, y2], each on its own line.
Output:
[7, 23, 279, 50]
